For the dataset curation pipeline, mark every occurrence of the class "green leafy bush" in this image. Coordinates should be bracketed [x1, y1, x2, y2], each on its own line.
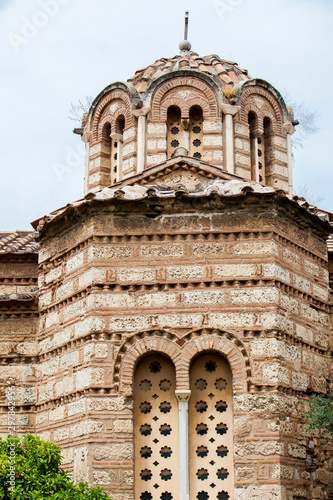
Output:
[305, 395, 333, 435]
[0, 434, 109, 499]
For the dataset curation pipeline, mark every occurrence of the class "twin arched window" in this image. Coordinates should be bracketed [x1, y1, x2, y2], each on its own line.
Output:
[167, 106, 203, 160]
[134, 353, 234, 500]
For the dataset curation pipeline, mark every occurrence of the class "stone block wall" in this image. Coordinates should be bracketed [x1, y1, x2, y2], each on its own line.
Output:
[122, 125, 137, 178]
[146, 122, 167, 168]
[34, 193, 332, 499]
[0, 254, 38, 437]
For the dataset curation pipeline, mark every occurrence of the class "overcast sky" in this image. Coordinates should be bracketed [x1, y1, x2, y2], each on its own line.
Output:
[1, 0, 332, 231]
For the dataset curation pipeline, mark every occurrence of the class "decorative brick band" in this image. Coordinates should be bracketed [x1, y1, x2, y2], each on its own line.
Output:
[115, 328, 250, 396]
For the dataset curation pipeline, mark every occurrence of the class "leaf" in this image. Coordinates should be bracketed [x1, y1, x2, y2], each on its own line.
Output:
[0, 435, 108, 499]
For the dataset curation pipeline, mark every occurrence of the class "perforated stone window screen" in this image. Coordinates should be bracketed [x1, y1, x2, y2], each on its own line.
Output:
[189, 354, 234, 500]
[111, 139, 117, 185]
[189, 107, 203, 160]
[263, 116, 273, 185]
[167, 107, 183, 158]
[134, 355, 179, 500]
[257, 135, 265, 184]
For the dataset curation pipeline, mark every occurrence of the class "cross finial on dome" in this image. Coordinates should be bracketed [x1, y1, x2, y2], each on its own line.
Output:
[179, 10, 192, 53]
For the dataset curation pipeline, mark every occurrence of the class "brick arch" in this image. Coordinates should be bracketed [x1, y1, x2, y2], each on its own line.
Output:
[161, 98, 190, 120]
[151, 77, 219, 122]
[261, 110, 276, 131]
[187, 99, 210, 115]
[113, 107, 126, 121]
[91, 89, 133, 144]
[97, 107, 127, 139]
[115, 329, 182, 396]
[180, 329, 250, 394]
[160, 96, 211, 121]
[245, 105, 261, 135]
[243, 102, 281, 137]
[98, 116, 112, 137]
[238, 86, 284, 134]
[114, 328, 251, 396]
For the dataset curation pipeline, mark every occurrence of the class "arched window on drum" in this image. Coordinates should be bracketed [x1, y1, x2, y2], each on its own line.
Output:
[189, 106, 203, 160]
[248, 111, 258, 182]
[111, 115, 125, 184]
[101, 122, 113, 186]
[263, 117, 273, 187]
[167, 106, 183, 158]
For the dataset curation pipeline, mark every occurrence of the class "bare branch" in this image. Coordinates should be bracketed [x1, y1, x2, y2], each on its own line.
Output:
[294, 184, 324, 206]
[68, 96, 93, 124]
[283, 91, 319, 150]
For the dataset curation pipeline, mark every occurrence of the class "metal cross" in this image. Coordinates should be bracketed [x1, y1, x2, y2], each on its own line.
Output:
[184, 11, 189, 41]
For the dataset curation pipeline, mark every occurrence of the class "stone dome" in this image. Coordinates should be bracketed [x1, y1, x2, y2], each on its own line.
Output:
[127, 51, 252, 93]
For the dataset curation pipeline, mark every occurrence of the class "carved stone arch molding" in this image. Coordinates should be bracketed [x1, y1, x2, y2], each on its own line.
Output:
[151, 76, 220, 122]
[114, 328, 251, 396]
[91, 89, 134, 144]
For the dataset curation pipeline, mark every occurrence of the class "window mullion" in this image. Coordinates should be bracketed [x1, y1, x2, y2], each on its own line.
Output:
[176, 390, 191, 500]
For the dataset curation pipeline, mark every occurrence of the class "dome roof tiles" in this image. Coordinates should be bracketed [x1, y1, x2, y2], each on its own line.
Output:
[127, 52, 252, 92]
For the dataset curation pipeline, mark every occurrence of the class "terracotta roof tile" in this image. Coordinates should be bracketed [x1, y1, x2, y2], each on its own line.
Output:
[0, 231, 38, 254]
[32, 169, 330, 235]
[138, 81, 148, 93]
[228, 71, 239, 84]
[127, 51, 252, 91]
[0, 291, 38, 302]
[220, 74, 233, 84]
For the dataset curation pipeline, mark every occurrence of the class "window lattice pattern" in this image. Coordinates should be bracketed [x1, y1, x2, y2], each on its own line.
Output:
[257, 135, 265, 184]
[263, 117, 272, 185]
[189, 107, 203, 160]
[189, 354, 234, 500]
[111, 140, 117, 185]
[167, 107, 183, 158]
[134, 355, 179, 500]
[248, 112, 257, 182]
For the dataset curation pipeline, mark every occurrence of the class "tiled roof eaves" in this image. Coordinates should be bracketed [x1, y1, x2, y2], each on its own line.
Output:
[31, 179, 332, 238]
[0, 291, 38, 302]
[0, 231, 39, 255]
